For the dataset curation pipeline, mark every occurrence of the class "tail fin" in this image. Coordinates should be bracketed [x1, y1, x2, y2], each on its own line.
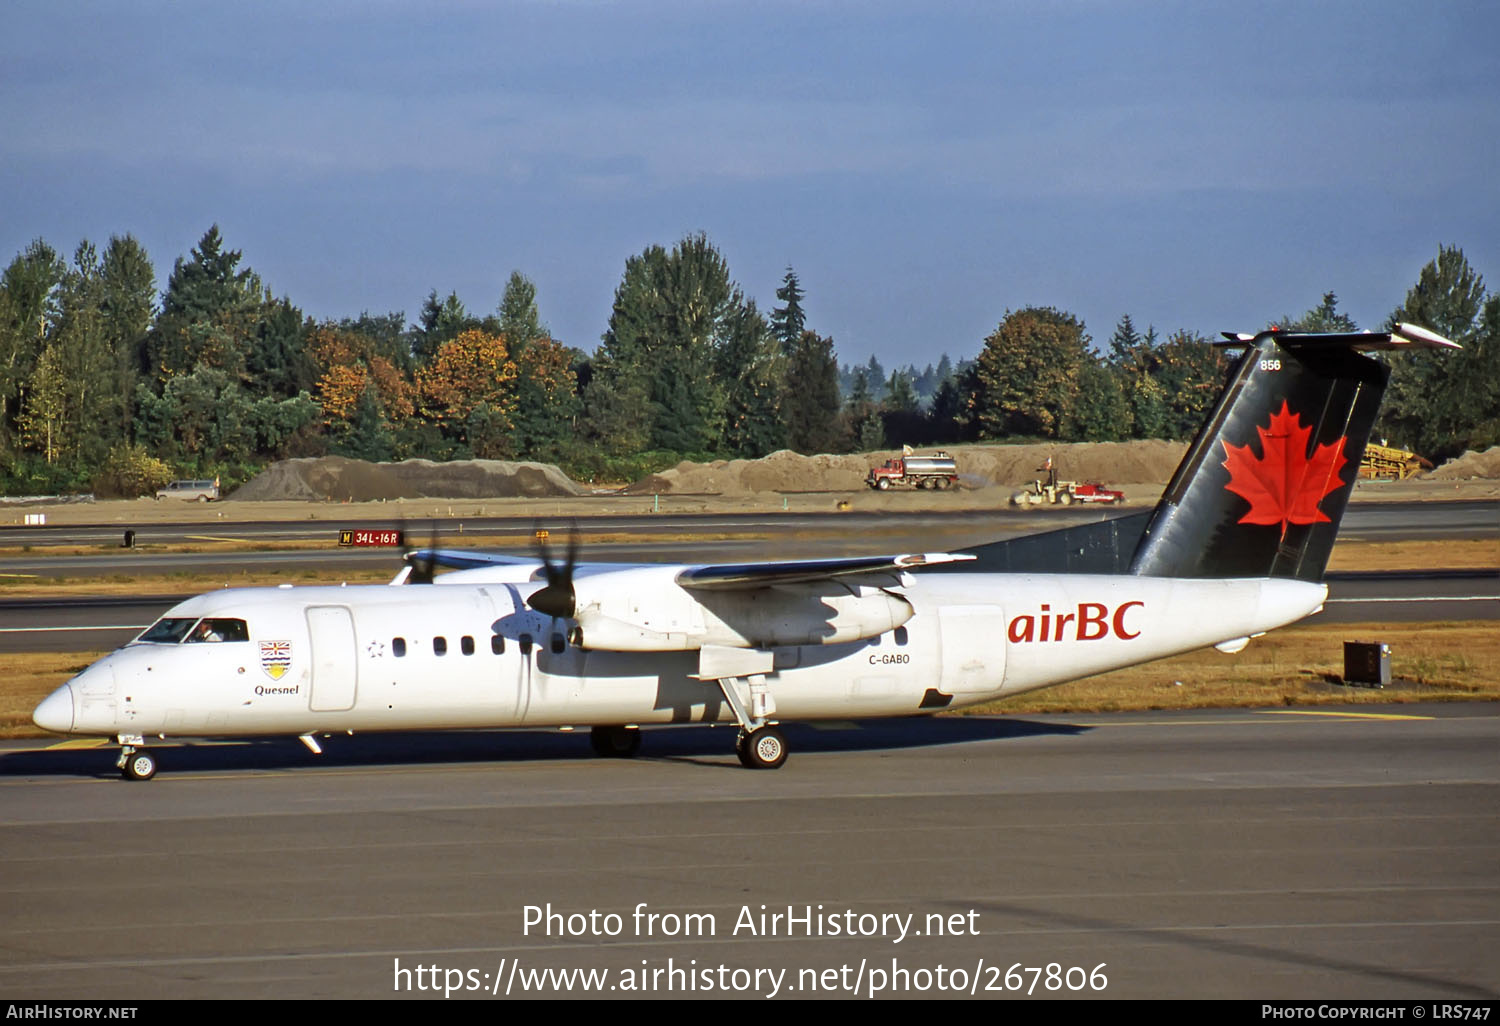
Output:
[1128, 323, 1458, 582]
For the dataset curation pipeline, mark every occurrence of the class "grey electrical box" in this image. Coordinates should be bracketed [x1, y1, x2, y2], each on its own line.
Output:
[1343, 641, 1392, 687]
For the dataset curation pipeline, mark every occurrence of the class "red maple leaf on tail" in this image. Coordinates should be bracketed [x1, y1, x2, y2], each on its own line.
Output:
[1222, 401, 1348, 537]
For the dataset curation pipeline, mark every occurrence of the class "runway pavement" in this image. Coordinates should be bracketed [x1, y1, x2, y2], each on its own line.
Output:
[1, 704, 1496, 999]
[2, 501, 1494, 577]
[1, 500, 1494, 654]
[1, 569, 1492, 654]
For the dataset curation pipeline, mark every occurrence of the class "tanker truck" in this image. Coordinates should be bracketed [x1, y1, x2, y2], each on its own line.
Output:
[865, 450, 959, 490]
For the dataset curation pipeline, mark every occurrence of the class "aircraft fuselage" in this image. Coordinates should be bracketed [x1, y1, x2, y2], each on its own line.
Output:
[39, 573, 1325, 740]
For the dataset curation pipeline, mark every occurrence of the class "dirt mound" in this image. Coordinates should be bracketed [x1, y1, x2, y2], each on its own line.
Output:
[228, 442, 1193, 503]
[1428, 447, 1500, 480]
[230, 456, 587, 501]
[622, 450, 870, 495]
[948, 440, 1187, 491]
[621, 441, 1188, 495]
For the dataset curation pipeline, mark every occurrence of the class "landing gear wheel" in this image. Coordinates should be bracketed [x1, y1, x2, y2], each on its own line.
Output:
[735, 731, 753, 767]
[121, 750, 157, 781]
[739, 726, 787, 769]
[589, 725, 641, 758]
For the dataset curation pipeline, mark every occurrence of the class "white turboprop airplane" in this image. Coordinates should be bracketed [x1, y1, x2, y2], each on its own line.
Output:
[33, 325, 1456, 779]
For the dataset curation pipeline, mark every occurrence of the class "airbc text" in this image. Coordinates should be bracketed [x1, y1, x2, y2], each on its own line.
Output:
[1006, 601, 1144, 644]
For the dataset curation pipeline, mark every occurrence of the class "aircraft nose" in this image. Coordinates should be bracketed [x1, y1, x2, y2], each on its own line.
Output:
[33, 684, 75, 734]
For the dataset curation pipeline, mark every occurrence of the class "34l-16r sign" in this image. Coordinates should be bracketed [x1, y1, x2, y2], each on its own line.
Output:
[338, 529, 403, 547]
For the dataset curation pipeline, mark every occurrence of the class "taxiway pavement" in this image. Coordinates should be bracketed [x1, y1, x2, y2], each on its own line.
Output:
[2, 704, 1496, 999]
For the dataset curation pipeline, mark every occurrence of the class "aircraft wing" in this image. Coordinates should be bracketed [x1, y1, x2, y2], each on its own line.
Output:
[406, 549, 539, 571]
[673, 552, 975, 591]
[408, 548, 975, 591]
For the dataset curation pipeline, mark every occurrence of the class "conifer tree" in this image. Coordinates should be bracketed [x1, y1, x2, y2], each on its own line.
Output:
[1380, 247, 1497, 458]
[769, 268, 806, 354]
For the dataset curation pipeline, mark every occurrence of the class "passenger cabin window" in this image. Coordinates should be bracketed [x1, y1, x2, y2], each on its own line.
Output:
[461, 635, 475, 656]
[393, 637, 407, 657]
[433, 636, 448, 656]
[490, 634, 505, 655]
[185, 618, 249, 643]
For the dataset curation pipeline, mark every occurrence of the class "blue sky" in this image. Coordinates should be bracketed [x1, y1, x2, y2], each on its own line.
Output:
[3, 1, 1496, 369]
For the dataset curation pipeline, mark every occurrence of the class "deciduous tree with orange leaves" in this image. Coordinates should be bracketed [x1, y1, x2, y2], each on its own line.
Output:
[308, 326, 414, 437]
[416, 327, 519, 440]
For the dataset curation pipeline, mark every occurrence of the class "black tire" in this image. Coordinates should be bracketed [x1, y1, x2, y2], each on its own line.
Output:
[121, 750, 157, 781]
[741, 726, 788, 769]
[589, 725, 641, 758]
[735, 732, 755, 768]
[877, 478, 890, 491]
[1058, 492, 1072, 506]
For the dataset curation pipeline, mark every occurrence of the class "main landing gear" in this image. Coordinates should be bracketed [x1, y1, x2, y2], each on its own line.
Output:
[712, 673, 788, 770]
[116, 735, 156, 781]
[735, 725, 787, 769]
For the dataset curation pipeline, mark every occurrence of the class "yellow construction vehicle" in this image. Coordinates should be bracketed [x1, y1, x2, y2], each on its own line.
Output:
[1359, 443, 1430, 480]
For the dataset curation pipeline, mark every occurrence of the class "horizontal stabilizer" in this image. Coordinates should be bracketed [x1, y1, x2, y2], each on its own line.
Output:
[1217, 322, 1460, 351]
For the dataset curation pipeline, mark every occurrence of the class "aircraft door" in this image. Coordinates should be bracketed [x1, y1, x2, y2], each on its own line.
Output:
[306, 605, 358, 712]
[938, 605, 1006, 696]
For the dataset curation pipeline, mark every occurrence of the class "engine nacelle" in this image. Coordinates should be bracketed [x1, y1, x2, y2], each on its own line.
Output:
[569, 580, 914, 652]
[698, 582, 913, 648]
[569, 612, 694, 652]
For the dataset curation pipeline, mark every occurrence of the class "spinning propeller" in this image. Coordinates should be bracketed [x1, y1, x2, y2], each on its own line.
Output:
[526, 523, 578, 619]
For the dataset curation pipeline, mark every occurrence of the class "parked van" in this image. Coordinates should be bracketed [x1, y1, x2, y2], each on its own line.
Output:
[155, 478, 220, 501]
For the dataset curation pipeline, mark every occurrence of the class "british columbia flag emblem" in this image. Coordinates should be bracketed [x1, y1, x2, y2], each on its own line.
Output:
[260, 641, 292, 680]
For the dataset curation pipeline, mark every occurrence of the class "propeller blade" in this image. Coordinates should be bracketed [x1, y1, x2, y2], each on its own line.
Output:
[399, 521, 439, 584]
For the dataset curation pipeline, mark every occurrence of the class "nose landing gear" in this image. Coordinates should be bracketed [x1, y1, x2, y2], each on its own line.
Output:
[116, 735, 157, 781]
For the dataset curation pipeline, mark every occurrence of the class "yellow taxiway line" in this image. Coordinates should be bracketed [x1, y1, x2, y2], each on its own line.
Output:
[1257, 709, 1433, 721]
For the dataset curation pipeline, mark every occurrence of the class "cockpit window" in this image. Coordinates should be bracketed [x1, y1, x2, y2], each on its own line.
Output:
[137, 617, 250, 644]
[185, 618, 250, 643]
[137, 618, 199, 644]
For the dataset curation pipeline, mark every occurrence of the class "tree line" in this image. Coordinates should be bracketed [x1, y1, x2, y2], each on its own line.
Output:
[0, 226, 1494, 496]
